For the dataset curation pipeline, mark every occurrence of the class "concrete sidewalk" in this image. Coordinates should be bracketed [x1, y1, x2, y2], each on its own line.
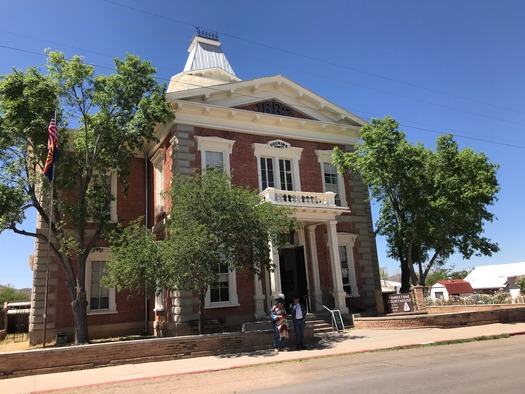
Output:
[2, 322, 525, 393]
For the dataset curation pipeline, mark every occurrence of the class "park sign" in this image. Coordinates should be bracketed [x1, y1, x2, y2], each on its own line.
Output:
[385, 293, 414, 314]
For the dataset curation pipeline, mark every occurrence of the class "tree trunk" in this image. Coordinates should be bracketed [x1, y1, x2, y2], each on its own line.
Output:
[71, 287, 89, 344]
[400, 257, 411, 293]
[198, 292, 206, 335]
[398, 246, 411, 293]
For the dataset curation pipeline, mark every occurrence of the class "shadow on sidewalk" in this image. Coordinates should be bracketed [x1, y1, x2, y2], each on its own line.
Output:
[217, 331, 367, 359]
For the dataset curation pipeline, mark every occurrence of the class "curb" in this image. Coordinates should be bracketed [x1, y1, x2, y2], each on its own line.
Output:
[35, 330, 525, 393]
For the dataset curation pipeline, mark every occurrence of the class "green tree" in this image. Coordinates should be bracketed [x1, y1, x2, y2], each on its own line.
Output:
[104, 217, 164, 296]
[0, 285, 30, 307]
[0, 51, 175, 344]
[449, 270, 470, 280]
[425, 268, 471, 287]
[333, 116, 499, 292]
[425, 268, 449, 287]
[105, 170, 298, 334]
[516, 276, 525, 295]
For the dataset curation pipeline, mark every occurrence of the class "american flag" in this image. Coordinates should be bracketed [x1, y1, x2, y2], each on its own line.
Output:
[43, 116, 59, 180]
[47, 116, 58, 148]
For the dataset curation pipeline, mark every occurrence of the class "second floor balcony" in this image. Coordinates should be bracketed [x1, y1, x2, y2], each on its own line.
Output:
[259, 188, 349, 212]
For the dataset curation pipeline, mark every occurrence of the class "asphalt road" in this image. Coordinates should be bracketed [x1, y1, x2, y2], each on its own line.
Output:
[47, 335, 525, 394]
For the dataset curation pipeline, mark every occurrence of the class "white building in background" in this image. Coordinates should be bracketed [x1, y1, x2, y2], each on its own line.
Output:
[464, 262, 525, 298]
[430, 279, 474, 301]
[380, 280, 401, 294]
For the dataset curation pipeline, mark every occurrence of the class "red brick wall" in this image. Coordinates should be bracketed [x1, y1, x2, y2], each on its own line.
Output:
[49, 156, 148, 337]
[427, 304, 525, 314]
[194, 127, 342, 192]
[118, 157, 147, 223]
[353, 305, 525, 329]
[190, 127, 358, 311]
[0, 328, 312, 379]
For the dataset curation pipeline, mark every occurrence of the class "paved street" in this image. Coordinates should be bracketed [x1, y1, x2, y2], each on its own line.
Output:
[2, 322, 525, 393]
[42, 334, 525, 393]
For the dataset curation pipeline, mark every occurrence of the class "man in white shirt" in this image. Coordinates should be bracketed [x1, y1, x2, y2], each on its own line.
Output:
[291, 296, 307, 350]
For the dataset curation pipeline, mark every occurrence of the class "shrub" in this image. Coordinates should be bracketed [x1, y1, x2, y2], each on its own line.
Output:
[516, 276, 525, 295]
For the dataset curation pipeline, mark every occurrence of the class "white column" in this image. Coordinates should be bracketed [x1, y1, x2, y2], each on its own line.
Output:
[307, 225, 323, 311]
[296, 227, 310, 289]
[253, 274, 266, 319]
[346, 235, 358, 297]
[327, 220, 349, 314]
[269, 241, 284, 301]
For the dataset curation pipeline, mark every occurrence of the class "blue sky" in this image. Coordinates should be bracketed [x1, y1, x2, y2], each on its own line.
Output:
[1, 0, 524, 288]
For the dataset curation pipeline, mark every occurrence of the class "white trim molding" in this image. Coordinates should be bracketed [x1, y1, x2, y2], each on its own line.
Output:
[195, 136, 235, 175]
[86, 248, 116, 314]
[151, 148, 166, 216]
[316, 150, 347, 207]
[338, 233, 359, 297]
[253, 141, 303, 191]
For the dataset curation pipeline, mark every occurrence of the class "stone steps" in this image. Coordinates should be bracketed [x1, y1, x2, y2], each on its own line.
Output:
[305, 313, 337, 334]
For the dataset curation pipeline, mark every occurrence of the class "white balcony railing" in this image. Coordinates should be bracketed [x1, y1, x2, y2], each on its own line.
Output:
[259, 188, 339, 208]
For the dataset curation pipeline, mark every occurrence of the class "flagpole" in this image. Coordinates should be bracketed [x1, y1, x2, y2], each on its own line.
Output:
[42, 167, 54, 348]
[42, 111, 57, 349]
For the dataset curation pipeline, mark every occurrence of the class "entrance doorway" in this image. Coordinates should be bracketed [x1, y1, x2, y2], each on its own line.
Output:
[279, 246, 308, 311]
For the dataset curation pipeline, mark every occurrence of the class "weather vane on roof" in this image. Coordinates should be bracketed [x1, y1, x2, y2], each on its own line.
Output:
[195, 27, 219, 41]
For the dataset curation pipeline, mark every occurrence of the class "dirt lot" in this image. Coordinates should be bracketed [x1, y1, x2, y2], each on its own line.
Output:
[0, 334, 36, 352]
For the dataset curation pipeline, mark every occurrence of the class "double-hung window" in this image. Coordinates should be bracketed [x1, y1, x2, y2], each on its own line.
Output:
[254, 141, 303, 192]
[195, 136, 235, 175]
[337, 233, 358, 297]
[324, 163, 341, 206]
[316, 150, 347, 207]
[278, 159, 294, 191]
[260, 157, 274, 190]
[338, 246, 352, 295]
[90, 261, 109, 310]
[210, 261, 230, 303]
[196, 137, 238, 308]
[86, 249, 116, 313]
[205, 151, 224, 171]
[151, 149, 165, 216]
[260, 157, 294, 191]
[205, 260, 239, 308]
[88, 173, 118, 222]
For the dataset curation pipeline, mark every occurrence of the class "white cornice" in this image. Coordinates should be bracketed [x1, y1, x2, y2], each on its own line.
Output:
[166, 75, 366, 127]
[171, 100, 360, 145]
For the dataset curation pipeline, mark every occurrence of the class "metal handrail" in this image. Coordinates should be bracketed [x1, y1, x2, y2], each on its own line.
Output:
[303, 294, 345, 332]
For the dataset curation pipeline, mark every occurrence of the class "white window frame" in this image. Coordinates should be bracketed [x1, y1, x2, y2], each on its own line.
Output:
[195, 136, 235, 175]
[316, 150, 347, 207]
[151, 148, 165, 216]
[337, 233, 358, 297]
[205, 266, 239, 309]
[253, 141, 303, 191]
[154, 287, 165, 312]
[86, 248, 116, 314]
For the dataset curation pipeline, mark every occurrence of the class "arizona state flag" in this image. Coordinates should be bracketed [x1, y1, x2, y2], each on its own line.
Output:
[43, 116, 59, 180]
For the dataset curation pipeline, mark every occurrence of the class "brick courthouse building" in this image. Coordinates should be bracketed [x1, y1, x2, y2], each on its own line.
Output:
[28, 32, 384, 343]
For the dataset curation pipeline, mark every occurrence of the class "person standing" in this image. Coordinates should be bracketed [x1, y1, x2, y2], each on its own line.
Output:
[271, 298, 288, 352]
[292, 296, 307, 350]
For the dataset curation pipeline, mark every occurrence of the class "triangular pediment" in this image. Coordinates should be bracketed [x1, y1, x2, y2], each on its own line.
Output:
[235, 99, 315, 121]
[166, 75, 365, 127]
